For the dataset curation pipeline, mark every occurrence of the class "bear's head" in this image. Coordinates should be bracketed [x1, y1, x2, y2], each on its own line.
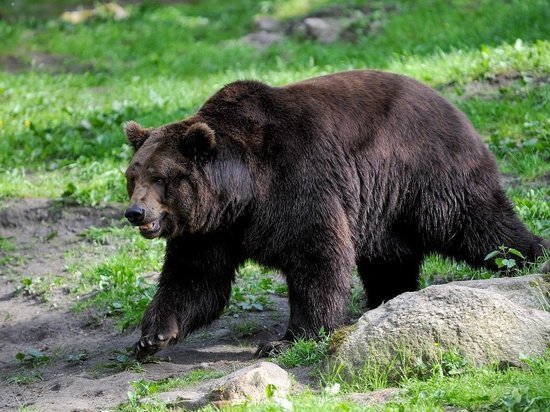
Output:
[123, 119, 255, 239]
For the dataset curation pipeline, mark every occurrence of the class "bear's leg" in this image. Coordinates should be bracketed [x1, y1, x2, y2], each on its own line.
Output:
[357, 255, 423, 309]
[134, 234, 243, 359]
[256, 241, 354, 357]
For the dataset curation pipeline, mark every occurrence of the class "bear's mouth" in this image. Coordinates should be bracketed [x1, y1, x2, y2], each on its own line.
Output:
[138, 214, 165, 238]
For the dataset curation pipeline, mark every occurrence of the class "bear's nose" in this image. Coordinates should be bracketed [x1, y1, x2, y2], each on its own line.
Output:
[124, 206, 145, 225]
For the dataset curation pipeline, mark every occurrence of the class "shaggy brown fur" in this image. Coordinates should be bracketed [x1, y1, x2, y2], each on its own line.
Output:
[123, 70, 546, 358]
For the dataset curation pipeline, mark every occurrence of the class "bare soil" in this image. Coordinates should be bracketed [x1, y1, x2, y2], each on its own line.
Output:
[441, 72, 549, 100]
[0, 199, 290, 411]
[0, 52, 95, 74]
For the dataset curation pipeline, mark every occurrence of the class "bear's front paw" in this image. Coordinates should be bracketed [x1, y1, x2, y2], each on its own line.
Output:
[255, 340, 292, 358]
[134, 332, 177, 360]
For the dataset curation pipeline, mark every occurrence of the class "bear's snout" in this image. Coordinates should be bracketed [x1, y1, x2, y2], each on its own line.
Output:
[124, 205, 145, 225]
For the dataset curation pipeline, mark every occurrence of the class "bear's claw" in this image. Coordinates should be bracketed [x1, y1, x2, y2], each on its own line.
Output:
[134, 333, 174, 360]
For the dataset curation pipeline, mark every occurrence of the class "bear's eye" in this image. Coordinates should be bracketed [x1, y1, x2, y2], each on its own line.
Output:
[152, 176, 165, 185]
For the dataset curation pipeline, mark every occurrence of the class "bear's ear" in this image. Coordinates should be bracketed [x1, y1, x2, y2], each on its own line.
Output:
[180, 122, 217, 163]
[124, 121, 149, 151]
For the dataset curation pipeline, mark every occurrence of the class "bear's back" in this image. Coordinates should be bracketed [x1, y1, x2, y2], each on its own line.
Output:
[198, 70, 487, 171]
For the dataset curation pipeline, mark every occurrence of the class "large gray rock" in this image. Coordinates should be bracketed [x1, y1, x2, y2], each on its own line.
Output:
[332, 275, 550, 372]
[448, 274, 549, 311]
[143, 362, 291, 409]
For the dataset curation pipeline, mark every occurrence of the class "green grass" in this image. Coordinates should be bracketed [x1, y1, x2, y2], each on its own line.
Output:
[72, 227, 164, 329]
[0, 235, 16, 252]
[6, 370, 43, 386]
[399, 355, 550, 410]
[1, 0, 549, 203]
[228, 261, 287, 314]
[6, 348, 51, 386]
[195, 351, 550, 412]
[120, 369, 227, 410]
[273, 333, 330, 368]
[15, 276, 52, 302]
[228, 319, 264, 337]
[71, 236, 285, 329]
[131, 369, 227, 398]
[92, 348, 146, 376]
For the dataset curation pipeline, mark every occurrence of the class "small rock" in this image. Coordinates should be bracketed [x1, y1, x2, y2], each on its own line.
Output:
[213, 328, 231, 339]
[302, 17, 342, 43]
[212, 361, 291, 402]
[103, 2, 129, 20]
[145, 362, 291, 410]
[254, 17, 281, 32]
[241, 32, 284, 48]
[60, 2, 128, 24]
[60, 10, 95, 24]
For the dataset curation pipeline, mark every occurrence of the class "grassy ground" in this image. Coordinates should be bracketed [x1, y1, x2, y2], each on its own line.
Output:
[1, 0, 549, 410]
[120, 349, 550, 411]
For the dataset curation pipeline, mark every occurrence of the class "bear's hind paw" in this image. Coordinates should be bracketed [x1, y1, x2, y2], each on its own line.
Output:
[255, 340, 292, 358]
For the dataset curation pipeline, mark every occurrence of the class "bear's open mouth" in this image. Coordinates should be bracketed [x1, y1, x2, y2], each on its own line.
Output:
[138, 214, 164, 237]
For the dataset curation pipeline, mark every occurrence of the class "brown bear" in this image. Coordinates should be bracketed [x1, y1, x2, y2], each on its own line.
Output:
[123, 70, 546, 359]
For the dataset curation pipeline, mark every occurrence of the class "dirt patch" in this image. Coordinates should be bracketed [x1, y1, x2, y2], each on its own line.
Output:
[345, 388, 400, 407]
[0, 52, 95, 74]
[500, 171, 550, 190]
[0, 198, 292, 410]
[442, 71, 549, 100]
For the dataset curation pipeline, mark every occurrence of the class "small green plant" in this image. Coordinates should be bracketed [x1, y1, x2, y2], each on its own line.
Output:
[432, 347, 469, 378]
[227, 261, 287, 314]
[6, 370, 43, 385]
[265, 383, 277, 399]
[78, 226, 112, 245]
[274, 331, 330, 368]
[229, 319, 263, 337]
[15, 348, 50, 368]
[101, 349, 144, 374]
[73, 235, 163, 329]
[484, 245, 526, 275]
[494, 392, 544, 411]
[230, 284, 272, 312]
[0, 235, 15, 251]
[65, 351, 89, 365]
[15, 277, 50, 301]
